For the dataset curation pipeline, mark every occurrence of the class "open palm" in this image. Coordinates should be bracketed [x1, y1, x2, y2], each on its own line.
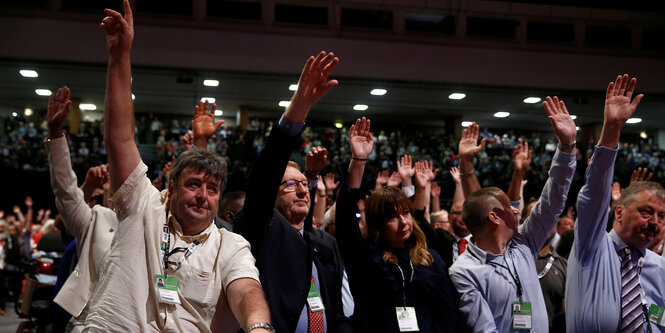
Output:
[349, 117, 374, 159]
[604, 74, 643, 125]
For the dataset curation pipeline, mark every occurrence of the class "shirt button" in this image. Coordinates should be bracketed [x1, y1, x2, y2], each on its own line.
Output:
[74, 271, 80, 277]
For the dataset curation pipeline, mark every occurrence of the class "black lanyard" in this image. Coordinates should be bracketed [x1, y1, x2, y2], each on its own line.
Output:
[394, 259, 414, 308]
[161, 223, 199, 278]
[468, 246, 524, 302]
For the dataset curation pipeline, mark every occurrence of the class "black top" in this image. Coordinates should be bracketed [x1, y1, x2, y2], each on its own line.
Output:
[535, 253, 567, 328]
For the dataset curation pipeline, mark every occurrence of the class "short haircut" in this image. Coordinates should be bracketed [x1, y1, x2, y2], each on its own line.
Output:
[169, 149, 228, 193]
[618, 181, 665, 208]
[219, 191, 246, 216]
[430, 209, 447, 219]
[287, 161, 301, 171]
[462, 187, 504, 234]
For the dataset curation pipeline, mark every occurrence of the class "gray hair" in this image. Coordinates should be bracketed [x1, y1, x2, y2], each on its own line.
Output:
[169, 149, 228, 193]
[618, 181, 665, 208]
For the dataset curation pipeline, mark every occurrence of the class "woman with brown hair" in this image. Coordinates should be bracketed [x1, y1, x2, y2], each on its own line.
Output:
[336, 117, 458, 332]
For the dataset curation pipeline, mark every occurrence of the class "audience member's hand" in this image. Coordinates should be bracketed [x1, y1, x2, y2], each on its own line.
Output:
[306, 146, 328, 177]
[100, 0, 134, 57]
[512, 139, 532, 173]
[45, 209, 52, 218]
[387, 171, 402, 187]
[449, 166, 461, 184]
[375, 170, 389, 188]
[604, 74, 644, 127]
[521, 179, 528, 188]
[458, 122, 486, 160]
[86, 165, 110, 189]
[414, 162, 429, 189]
[323, 173, 339, 193]
[181, 130, 194, 150]
[25, 196, 33, 208]
[397, 155, 415, 183]
[431, 182, 441, 199]
[163, 156, 175, 182]
[349, 117, 374, 160]
[12, 206, 20, 214]
[192, 100, 224, 146]
[287, 52, 339, 122]
[630, 167, 653, 184]
[543, 96, 576, 152]
[0, 211, 4, 219]
[611, 181, 622, 205]
[47, 86, 71, 138]
[316, 175, 326, 195]
[152, 176, 163, 190]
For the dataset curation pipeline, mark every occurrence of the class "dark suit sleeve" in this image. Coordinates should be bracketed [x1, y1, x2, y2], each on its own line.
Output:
[233, 125, 299, 256]
[413, 207, 455, 268]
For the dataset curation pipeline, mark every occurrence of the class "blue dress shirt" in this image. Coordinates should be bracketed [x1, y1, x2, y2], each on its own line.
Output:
[450, 149, 576, 332]
[566, 145, 665, 332]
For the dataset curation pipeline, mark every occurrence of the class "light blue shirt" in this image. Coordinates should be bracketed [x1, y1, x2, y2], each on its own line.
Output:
[450, 149, 576, 333]
[566, 145, 665, 332]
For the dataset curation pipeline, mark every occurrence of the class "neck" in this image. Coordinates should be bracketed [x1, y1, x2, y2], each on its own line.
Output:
[539, 244, 552, 256]
[179, 220, 211, 236]
[476, 233, 508, 255]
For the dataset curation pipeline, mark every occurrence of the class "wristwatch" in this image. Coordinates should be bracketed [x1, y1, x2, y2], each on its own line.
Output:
[247, 322, 275, 332]
[557, 140, 576, 150]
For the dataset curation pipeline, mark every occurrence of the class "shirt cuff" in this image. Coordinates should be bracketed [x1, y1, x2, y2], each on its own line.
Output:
[277, 114, 305, 137]
[402, 185, 415, 198]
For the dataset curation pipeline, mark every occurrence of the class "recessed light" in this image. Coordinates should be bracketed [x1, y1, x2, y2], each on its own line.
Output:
[448, 93, 466, 100]
[640, 131, 648, 139]
[523, 97, 541, 104]
[132, 93, 136, 100]
[570, 115, 577, 120]
[626, 118, 642, 124]
[461, 121, 473, 127]
[201, 97, 215, 103]
[576, 126, 580, 131]
[289, 84, 298, 91]
[204, 79, 219, 87]
[24, 108, 33, 116]
[279, 101, 291, 107]
[335, 122, 343, 129]
[12, 112, 17, 117]
[80, 104, 96, 110]
[494, 112, 510, 118]
[20, 70, 38, 78]
[214, 110, 223, 116]
[370, 89, 387, 96]
[353, 104, 368, 111]
[35, 89, 52, 96]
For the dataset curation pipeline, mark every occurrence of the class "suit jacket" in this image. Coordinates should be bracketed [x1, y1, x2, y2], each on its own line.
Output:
[414, 208, 456, 268]
[234, 124, 351, 333]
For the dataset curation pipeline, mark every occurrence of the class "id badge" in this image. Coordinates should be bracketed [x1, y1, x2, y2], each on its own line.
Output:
[649, 304, 665, 326]
[512, 301, 532, 330]
[306, 283, 325, 312]
[155, 275, 180, 304]
[395, 307, 419, 332]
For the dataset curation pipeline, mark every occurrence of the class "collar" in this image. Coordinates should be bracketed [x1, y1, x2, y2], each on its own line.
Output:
[609, 229, 646, 258]
[466, 241, 509, 266]
[454, 233, 472, 242]
[167, 213, 214, 244]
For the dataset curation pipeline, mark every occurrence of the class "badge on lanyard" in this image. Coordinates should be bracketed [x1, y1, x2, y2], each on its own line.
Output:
[306, 282, 325, 312]
[649, 304, 665, 326]
[512, 301, 532, 330]
[155, 274, 180, 304]
[395, 307, 419, 332]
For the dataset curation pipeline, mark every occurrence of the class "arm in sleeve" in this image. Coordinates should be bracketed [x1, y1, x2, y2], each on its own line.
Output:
[449, 268, 499, 333]
[519, 149, 576, 254]
[573, 145, 617, 262]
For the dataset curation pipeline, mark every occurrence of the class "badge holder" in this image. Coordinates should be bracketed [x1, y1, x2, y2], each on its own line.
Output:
[395, 307, 419, 332]
[649, 304, 665, 326]
[306, 282, 325, 312]
[512, 301, 532, 330]
[155, 275, 181, 304]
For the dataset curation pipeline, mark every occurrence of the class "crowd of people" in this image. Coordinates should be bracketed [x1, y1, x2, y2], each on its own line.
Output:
[1, 1, 665, 332]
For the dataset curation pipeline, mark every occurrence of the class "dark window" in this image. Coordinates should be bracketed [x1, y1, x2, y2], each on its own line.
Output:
[527, 21, 574, 43]
[405, 13, 455, 34]
[341, 8, 392, 30]
[0, 0, 50, 8]
[275, 4, 327, 25]
[585, 26, 631, 47]
[486, 0, 665, 12]
[208, 1, 261, 20]
[62, 0, 120, 11]
[643, 29, 665, 51]
[467, 17, 517, 38]
[136, 0, 193, 16]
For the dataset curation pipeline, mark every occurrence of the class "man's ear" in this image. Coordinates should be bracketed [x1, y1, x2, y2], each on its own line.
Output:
[224, 211, 235, 223]
[488, 211, 501, 226]
[615, 204, 624, 225]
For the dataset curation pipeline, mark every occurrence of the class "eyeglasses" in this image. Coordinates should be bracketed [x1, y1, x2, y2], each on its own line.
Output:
[450, 211, 463, 216]
[280, 179, 312, 192]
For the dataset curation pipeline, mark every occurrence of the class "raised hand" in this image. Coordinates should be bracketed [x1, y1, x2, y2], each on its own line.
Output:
[349, 117, 374, 159]
[512, 139, 532, 173]
[449, 166, 461, 184]
[305, 146, 328, 178]
[47, 86, 72, 138]
[610, 181, 622, 208]
[630, 167, 653, 184]
[181, 130, 194, 151]
[25, 196, 33, 208]
[431, 182, 441, 199]
[192, 100, 224, 148]
[86, 164, 110, 189]
[397, 155, 415, 184]
[414, 162, 429, 188]
[543, 96, 577, 151]
[458, 122, 486, 160]
[422, 160, 438, 182]
[387, 171, 402, 187]
[604, 74, 644, 126]
[323, 173, 340, 193]
[375, 170, 389, 189]
[163, 156, 176, 181]
[316, 175, 326, 195]
[287, 51, 339, 122]
[100, 0, 134, 57]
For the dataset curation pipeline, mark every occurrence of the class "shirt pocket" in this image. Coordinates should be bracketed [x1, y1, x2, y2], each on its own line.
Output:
[181, 265, 217, 310]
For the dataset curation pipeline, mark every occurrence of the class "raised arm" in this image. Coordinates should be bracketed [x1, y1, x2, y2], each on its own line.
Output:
[323, 172, 340, 197]
[430, 182, 441, 213]
[507, 140, 531, 203]
[192, 100, 224, 149]
[630, 167, 653, 184]
[397, 155, 415, 191]
[576, 75, 643, 259]
[457, 123, 485, 196]
[285, 52, 338, 123]
[449, 166, 464, 203]
[413, 161, 438, 221]
[347, 117, 374, 189]
[100, 0, 139, 193]
[313, 175, 327, 229]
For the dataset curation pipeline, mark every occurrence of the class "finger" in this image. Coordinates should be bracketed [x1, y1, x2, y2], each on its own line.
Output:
[479, 138, 487, 150]
[647, 172, 653, 181]
[523, 140, 529, 153]
[310, 51, 327, 75]
[606, 82, 614, 99]
[321, 57, 339, 79]
[631, 94, 644, 109]
[612, 75, 622, 96]
[213, 120, 225, 132]
[317, 52, 335, 72]
[211, 103, 217, 115]
[559, 100, 569, 115]
[48, 93, 55, 108]
[552, 96, 560, 112]
[300, 56, 315, 80]
[619, 74, 629, 95]
[625, 77, 637, 99]
[122, 0, 133, 26]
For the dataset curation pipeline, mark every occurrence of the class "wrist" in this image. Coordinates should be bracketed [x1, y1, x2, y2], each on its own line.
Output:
[351, 157, 367, 161]
[48, 129, 64, 140]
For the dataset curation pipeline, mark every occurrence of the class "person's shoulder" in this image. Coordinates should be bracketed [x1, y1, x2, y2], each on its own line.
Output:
[308, 228, 337, 246]
[449, 252, 478, 275]
[645, 249, 665, 268]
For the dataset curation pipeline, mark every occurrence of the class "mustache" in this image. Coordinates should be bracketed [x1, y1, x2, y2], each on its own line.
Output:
[643, 223, 658, 234]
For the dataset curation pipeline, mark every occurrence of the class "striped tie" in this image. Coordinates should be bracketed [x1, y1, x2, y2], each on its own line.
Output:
[620, 247, 644, 333]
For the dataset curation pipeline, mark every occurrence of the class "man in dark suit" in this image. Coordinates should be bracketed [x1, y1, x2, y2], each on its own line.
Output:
[234, 51, 351, 333]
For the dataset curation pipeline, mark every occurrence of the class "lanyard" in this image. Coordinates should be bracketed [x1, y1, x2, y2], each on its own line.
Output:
[468, 246, 524, 302]
[394, 259, 414, 308]
[537, 255, 555, 279]
[161, 223, 200, 277]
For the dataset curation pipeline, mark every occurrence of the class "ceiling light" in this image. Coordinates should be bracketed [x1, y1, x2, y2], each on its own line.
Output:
[12, 112, 17, 117]
[201, 97, 215, 103]
[370, 89, 387, 96]
[24, 108, 33, 116]
[626, 118, 642, 124]
[461, 121, 473, 127]
[279, 101, 291, 107]
[335, 122, 343, 129]
[494, 112, 510, 118]
[353, 104, 368, 111]
[640, 131, 648, 139]
[576, 126, 580, 131]
[523, 97, 541, 104]
[214, 110, 223, 116]
[570, 115, 577, 120]
[204, 79, 219, 87]
[289, 84, 298, 91]
[80, 103, 96, 110]
[132, 93, 136, 100]
[20, 69, 38, 78]
[35, 89, 52, 96]
[448, 93, 466, 100]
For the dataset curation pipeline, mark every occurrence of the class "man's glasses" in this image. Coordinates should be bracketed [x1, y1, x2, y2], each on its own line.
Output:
[280, 179, 312, 192]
